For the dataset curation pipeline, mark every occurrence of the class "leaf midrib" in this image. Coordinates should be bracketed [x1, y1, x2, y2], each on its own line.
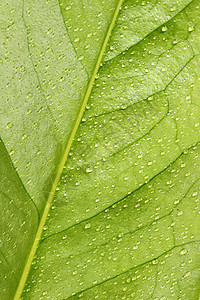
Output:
[14, 1, 124, 299]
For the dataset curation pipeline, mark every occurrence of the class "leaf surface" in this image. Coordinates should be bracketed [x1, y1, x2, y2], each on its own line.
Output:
[0, 0, 200, 299]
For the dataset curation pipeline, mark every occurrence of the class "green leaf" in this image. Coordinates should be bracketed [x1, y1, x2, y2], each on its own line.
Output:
[0, 0, 200, 299]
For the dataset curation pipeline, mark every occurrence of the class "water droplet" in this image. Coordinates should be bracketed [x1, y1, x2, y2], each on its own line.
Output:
[22, 134, 27, 140]
[180, 249, 187, 255]
[167, 180, 172, 185]
[72, 270, 77, 275]
[188, 25, 194, 32]
[86, 167, 93, 173]
[177, 210, 183, 216]
[192, 191, 198, 197]
[161, 26, 168, 32]
[152, 259, 158, 265]
[84, 223, 91, 229]
[26, 92, 32, 98]
[65, 5, 71, 10]
[184, 271, 191, 278]
[27, 109, 32, 115]
[6, 122, 13, 128]
[43, 225, 48, 231]
[42, 291, 47, 296]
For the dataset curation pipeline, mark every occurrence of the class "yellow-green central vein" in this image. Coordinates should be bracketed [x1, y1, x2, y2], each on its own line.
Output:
[14, 0, 124, 299]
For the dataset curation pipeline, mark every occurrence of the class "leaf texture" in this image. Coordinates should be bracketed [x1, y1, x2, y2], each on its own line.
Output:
[0, 0, 200, 299]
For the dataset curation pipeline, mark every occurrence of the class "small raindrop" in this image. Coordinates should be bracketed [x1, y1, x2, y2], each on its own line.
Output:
[177, 210, 183, 216]
[180, 249, 187, 255]
[188, 25, 194, 32]
[65, 5, 71, 10]
[152, 259, 158, 265]
[184, 271, 191, 278]
[84, 223, 91, 229]
[6, 122, 13, 128]
[192, 191, 198, 197]
[161, 26, 168, 32]
[27, 109, 32, 115]
[26, 92, 32, 98]
[43, 225, 48, 231]
[86, 167, 93, 173]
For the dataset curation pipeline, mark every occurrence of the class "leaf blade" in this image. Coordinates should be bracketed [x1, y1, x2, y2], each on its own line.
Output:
[22, 0, 200, 298]
[0, 0, 200, 299]
[11, 1, 124, 299]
